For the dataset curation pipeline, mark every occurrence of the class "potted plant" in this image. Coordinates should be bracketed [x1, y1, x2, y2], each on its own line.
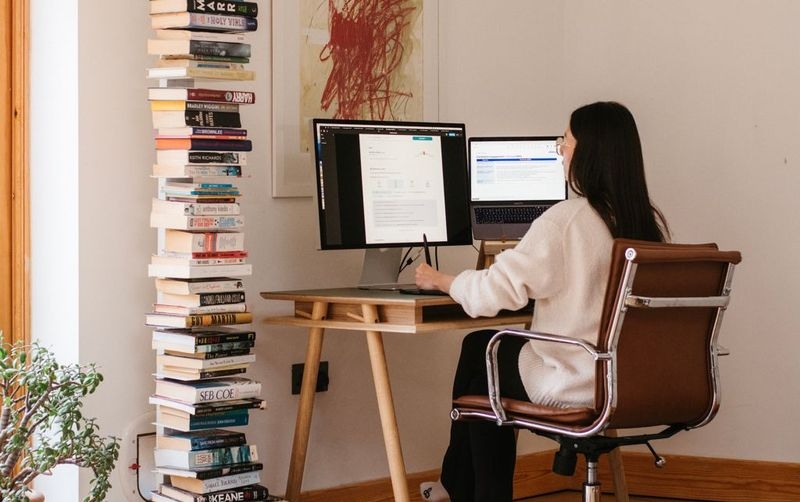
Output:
[0, 334, 120, 502]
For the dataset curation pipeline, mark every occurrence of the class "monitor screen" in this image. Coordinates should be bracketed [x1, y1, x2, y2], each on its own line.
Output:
[312, 119, 471, 288]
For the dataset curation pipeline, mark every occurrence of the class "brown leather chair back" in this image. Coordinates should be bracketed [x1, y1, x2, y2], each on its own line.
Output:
[596, 240, 741, 429]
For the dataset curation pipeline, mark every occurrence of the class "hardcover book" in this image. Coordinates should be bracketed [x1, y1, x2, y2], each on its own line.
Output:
[148, 87, 255, 104]
[156, 429, 246, 451]
[157, 483, 270, 502]
[147, 263, 253, 281]
[151, 12, 258, 33]
[155, 277, 245, 294]
[160, 345, 254, 359]
[154, 377, 261, 404]
[146, 310, 254, 328]
[155, 444, 258, 470]
[152, 327, 255, 348]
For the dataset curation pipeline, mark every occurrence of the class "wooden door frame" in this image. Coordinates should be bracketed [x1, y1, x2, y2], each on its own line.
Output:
[1, 0, 30, 346]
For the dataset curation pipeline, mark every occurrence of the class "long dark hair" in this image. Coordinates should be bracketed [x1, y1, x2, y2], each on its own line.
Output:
[568, 101, 669, 241]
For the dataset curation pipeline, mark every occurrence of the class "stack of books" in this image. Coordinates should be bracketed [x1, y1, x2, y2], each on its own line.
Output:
[145, 2, 282, 501]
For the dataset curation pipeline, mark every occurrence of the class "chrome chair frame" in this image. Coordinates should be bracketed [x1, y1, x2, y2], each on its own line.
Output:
[450, 242, 741, 502]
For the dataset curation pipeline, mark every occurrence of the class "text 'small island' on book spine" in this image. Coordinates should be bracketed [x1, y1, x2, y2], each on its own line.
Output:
[144, 2, 278, 500]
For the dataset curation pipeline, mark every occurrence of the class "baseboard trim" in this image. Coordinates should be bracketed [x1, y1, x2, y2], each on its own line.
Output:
[296, 451, 800, 502]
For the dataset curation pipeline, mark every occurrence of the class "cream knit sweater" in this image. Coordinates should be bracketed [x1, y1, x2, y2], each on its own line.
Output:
[449, 198, 613, 407]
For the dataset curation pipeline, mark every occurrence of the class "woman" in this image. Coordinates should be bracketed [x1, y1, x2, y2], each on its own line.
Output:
[416, 101, 669, 502]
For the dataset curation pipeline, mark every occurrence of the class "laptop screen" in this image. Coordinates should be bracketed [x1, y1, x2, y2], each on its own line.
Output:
[469, 136, 566, 203]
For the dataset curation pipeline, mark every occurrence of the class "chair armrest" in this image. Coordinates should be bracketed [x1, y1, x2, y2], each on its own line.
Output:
[488, 328, 610, 361]
[483, 329, 608, 425]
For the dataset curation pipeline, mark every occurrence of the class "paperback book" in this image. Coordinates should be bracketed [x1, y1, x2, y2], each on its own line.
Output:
[156, 365, 248, 382]
[156, 150, 247, 166]
[150, 0, 259, 17]
[147, 38, 252, 58]
[164, 230, 245, 253]
[156, 407, 250, 431]
[156, 483, 271, 502]
[153, 29, 247, 43]
[151, 12, 258, 33]
[155, 126, 248, 139]
[158, 461, 263, 481]
[155, 138, 252, 151]
[152, 110, 242, 129]
[148, 87, 255, 104]
[166, 469, 261, 495]
[146, 310, 254, 328]
[154, 377, 261, 404]
[153, 164, 243, 178]
[154, 277, 245, 294]
[147, 263, 253, 281]
[155, 444, 258, 470]
[157, 352, 255, 370]
[151, 100, 241, 113]
[152, 302, 248, 317]
[149, 396, 266, 417]
[147, 66, 255, 81]
[150, 213, 245, 231]
[157, 290, 245, 307]
[156, 429, 246, 451]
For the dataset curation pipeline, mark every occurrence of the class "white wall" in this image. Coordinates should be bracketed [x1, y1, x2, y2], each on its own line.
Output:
[29, 1, 798, 500]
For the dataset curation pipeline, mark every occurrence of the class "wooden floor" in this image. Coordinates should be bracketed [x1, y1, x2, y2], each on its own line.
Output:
[518, 492, 695, 501]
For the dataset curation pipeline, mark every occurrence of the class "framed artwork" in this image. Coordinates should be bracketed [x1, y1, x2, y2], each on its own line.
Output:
[271, 0, 440, 197]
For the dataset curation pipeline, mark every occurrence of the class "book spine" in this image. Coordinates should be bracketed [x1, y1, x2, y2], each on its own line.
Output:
[187, 0, 259, 17]
[153, 165, 242, 178]
[200, 484, 269, 502]
[185, 89, 255, 104]
[187, 312, 254, 327]
[187, 40, 252, 58]
[195, 381, 260, 403]
[186, 411, 249, 430]
[186, 444, 256, 468]
[183, 111, 242, 128]
[185, 435, 246, 451]
[186, 232, 245, 252]
[163, 127, 247, 137]
[191, 399, 264, 416]
[193, 462, 263, 480]
[196, 291, 245, 306]
[179, 470, 261, 493]
[194, 331, 255, 345]
[156, 139, 252, 151]
[184, 102, 240, 113]
[185, 151, 247, 164]
[152, 215, 245, 230]
[184, 13, 258, 32]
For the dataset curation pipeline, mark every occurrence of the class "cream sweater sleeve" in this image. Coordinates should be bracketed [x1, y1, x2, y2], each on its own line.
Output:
[449, 218, 565, 318]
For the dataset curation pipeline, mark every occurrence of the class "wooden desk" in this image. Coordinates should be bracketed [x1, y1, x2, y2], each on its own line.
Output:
[261, 288, 531, 502]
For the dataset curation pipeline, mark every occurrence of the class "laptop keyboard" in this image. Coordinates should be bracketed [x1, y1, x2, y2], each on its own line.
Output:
[474, 205, 549, 224]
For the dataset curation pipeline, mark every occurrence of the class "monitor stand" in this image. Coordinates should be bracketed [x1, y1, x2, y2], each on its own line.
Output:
[357, 248, 412, 291]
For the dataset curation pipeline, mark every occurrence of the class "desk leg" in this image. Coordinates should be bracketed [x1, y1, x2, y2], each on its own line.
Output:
[361, 304, 411, 502]
[285, 301, 328, 502]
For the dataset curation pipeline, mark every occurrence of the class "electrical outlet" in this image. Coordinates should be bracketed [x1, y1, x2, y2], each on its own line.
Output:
[291, 361, 329, 395]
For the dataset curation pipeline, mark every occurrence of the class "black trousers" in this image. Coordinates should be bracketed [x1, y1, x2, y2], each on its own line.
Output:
[440, 329, 529, 502]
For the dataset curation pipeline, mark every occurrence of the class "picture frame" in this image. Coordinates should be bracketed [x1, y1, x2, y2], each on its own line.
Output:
[270, 0, 440, 198]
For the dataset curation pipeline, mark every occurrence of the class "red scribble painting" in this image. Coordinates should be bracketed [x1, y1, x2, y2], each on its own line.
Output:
[319, 0, 417, 119]
[300, 0, 424, 129]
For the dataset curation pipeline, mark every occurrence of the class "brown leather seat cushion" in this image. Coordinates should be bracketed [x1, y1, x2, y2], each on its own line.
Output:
[453, 395, 597, 426]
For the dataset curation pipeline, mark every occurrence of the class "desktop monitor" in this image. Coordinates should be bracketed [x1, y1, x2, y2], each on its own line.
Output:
[312, 118, 471, 288]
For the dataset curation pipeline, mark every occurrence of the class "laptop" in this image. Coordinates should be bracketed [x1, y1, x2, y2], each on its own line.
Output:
[468, 136, 567, 241]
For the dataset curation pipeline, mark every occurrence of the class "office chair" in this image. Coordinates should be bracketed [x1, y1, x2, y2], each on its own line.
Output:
[450, 239, 742, 502]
